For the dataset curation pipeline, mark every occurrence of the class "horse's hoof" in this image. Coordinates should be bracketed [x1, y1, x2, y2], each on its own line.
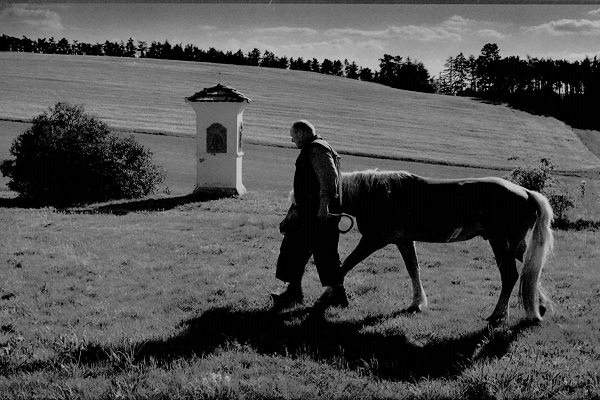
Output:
[401, 306, 422, 314]
[525, 316, 543, 325]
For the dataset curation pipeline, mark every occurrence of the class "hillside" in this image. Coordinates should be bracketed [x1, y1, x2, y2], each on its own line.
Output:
[1, 52, 599, 172]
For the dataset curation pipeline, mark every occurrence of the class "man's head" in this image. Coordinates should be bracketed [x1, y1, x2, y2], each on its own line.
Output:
[290, 120, 316, 149]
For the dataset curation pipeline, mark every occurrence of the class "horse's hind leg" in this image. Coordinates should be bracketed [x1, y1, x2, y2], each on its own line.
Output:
[397, 240, 428, 313]
[487, 237, 519, 326]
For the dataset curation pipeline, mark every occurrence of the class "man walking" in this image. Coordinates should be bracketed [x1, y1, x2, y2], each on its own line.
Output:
[271, 120, 348, 313]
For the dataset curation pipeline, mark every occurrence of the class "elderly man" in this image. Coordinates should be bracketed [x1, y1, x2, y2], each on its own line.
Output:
[271, 120, 348, 312]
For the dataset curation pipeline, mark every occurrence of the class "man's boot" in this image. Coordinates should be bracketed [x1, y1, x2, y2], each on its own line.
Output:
[311, 285, 348, 313]
[271, 283, 303, 308]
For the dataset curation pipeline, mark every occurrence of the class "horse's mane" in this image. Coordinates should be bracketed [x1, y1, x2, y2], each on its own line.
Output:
[341, 169, 414, 210]
[288, 169, 414, 209]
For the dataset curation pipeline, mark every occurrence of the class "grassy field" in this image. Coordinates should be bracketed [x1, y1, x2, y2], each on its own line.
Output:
[2, 52, 600, 173]
[1, 53, 599, 399]
[0, 192, 599, 399]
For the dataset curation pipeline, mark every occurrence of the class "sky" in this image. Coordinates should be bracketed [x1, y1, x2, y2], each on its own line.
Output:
[2, 2, 600, 77]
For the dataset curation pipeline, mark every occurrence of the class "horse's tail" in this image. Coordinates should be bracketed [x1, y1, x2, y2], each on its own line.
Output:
[520, 190, 554, 322]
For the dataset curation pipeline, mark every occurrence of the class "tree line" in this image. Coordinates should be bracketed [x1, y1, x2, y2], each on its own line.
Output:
[436, 43, 600, 130]
[0, 34, 433, 93]
[2, 34, 599, 130]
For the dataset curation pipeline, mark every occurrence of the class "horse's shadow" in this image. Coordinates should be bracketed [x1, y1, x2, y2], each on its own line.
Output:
[74, 306, 534, 381]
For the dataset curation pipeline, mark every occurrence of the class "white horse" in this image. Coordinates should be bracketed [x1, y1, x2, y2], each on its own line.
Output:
[334, 169, 554, 326]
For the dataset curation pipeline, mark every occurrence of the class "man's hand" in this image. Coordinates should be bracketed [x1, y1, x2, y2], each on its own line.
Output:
[318, 196, 331, 221]
[280, 204, 299, 234]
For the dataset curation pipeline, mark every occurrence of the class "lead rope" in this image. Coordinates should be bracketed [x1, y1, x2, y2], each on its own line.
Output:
[329, 213, 354, 234]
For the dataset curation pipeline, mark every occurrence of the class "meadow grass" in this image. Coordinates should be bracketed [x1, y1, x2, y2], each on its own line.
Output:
[1, 51, 599, 399]
[1, 188, 599, 399]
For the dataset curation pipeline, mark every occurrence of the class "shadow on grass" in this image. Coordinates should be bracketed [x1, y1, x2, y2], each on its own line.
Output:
[72, 191, 232, 215]
[554, 217, 600, 232]
[0, 191, 232, 215]
[72, 306, 535, 382]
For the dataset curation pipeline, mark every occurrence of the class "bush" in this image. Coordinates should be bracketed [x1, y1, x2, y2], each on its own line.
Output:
[506, 158, 574, 225]
[547, 193, 575, 226]
[507, 158, 554, 193]
[0, 102, 165, 206]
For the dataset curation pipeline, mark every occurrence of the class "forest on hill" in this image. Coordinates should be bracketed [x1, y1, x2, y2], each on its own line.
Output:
[2, 34, 600, 131]
[439, 43, 600, 131]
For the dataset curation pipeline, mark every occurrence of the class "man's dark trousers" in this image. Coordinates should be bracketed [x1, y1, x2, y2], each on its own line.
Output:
[275, 216, 343, 287]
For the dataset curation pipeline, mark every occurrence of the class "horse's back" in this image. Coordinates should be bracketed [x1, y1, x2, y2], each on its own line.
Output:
[343, 171, 533, 243]
[409, 175, 533, 237]
[418, 175, 529, 209]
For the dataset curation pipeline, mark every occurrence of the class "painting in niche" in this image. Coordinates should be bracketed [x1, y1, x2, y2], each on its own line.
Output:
[207, 123, 227, 153]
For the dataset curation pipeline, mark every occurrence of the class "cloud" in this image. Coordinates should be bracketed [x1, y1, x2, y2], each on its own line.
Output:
[270, 37, 353, 54]
[563, 50, 600, 61]
[532, 48, 600, 63]
[444, 15, 512, 41]
[324, 25, 462, 42]
[478, 29, 507, 40]
[392, 25, 462, 41]
[355, 39, 386, 53]
[323, 37, 354, 50]
[441, 15, 470, 32]
[324, 27, 386, 39]
[587, 8, 600, 18]
[525, 18, 600, 36]
[323, 15, 511, 43]
[251, 26, 318, 35]
[0, 4, 63, 31]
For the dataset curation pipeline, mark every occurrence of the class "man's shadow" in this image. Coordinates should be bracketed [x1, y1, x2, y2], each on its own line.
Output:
[71, 306, 535, 382]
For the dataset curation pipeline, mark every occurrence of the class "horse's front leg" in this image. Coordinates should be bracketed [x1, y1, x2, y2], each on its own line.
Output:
[487, 238, 519, 326]
[341, 236, 385, 277]
[396, 240, 428, 313]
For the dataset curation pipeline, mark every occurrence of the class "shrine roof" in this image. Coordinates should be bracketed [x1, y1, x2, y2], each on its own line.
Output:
[185, 84, 252, 103]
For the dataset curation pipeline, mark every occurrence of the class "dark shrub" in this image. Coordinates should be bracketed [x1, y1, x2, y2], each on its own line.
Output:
[507, 158, 554, 193]
[0, 102, 165, 206]
[506, 158, 574, 226]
